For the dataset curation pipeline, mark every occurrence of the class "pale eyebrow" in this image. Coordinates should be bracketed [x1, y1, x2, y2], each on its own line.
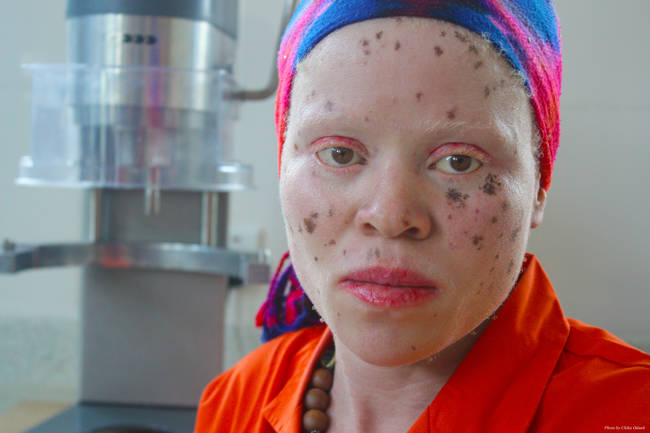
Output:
[421, 115, 520, 146]
[419, 118, 474, 135]
[294, 110, 472, 132]
[293, 104, 519, 146]
[293, 107, 349, 128]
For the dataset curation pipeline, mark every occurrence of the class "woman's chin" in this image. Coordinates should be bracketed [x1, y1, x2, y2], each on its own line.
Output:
[331, 323, 452, 368]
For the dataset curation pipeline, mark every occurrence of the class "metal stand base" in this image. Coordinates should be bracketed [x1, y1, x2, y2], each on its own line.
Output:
[25, 403, 196, 433]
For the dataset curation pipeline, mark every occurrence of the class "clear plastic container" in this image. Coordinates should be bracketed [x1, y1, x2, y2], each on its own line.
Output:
[18, 64, 253, 191]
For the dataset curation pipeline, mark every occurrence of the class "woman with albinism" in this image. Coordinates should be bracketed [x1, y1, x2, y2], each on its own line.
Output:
[194, 1, 650, 432]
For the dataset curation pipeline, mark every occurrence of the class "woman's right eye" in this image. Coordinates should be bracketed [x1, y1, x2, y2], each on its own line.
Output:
[316, 146, 365, 167]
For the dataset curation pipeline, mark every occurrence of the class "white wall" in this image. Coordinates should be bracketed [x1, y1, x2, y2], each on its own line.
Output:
[527, 0, 650, 349]
[0, 0, 82, 320]
[0, 0, 648, 413]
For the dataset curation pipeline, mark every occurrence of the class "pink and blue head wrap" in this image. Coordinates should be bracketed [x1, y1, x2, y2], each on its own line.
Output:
[258, 0, 563, 342]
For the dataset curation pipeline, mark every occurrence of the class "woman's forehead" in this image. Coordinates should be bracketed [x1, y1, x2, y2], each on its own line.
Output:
[289, 18, 531, 144]
[293, 18, 526, 104]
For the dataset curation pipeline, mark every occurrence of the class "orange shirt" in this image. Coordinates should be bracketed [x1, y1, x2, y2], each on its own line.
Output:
[195, 255, 650, 432]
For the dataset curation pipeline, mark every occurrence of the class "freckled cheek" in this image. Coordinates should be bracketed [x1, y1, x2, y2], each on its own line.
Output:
[282, 196, 345, 264]
[281, 164, 317, 224]
[443, 197, 513, 252]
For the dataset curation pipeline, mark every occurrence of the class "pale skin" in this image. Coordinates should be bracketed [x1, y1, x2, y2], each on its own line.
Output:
[279, 18, 547, 433]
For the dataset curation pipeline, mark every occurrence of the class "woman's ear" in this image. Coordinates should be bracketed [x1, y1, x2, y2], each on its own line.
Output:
[530, 184, 547, 229]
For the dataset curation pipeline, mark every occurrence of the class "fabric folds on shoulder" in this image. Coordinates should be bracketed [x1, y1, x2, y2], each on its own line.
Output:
[194, 325, 328, 433]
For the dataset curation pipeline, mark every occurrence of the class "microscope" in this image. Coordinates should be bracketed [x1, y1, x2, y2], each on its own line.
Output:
[0, 1, 296, 432]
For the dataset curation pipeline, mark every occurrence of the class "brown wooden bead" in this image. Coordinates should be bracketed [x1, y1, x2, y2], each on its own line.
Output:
[304, 387, 330, 411]
[302, 409, 329, 432]
[310, 368, 333, 391]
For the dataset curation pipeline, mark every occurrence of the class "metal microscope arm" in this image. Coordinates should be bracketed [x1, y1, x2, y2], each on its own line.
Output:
[231, 0, 299, 100]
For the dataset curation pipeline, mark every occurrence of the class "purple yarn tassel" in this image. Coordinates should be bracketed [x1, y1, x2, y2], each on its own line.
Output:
[256, 252, 321, 342]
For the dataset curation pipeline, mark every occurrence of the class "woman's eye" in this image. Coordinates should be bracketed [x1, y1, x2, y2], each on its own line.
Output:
[433, 155, 482, 174]
[316, 147, 365, 167]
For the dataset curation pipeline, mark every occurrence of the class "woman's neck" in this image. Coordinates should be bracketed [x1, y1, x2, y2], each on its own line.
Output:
[327, 321, 488, 433]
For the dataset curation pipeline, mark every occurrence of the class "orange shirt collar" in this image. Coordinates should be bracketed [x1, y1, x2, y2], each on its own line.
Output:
[416, 253, 571, 432]
[262, 325, 333, 433]
[262, 254, 570, 433]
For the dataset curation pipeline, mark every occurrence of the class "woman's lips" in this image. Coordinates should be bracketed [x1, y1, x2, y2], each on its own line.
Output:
[338, 267, 439, 308]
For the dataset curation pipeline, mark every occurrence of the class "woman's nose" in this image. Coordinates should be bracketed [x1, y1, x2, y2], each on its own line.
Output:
[354, 170, 433, 240]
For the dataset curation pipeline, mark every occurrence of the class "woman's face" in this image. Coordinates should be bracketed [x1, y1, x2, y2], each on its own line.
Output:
[279, 18, 546, 367]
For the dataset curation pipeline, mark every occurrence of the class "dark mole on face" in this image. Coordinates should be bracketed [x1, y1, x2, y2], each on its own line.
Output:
[328, 208, 334, 217]
[454, 31, 469, 43]
[448, 214, 453, 220]
[416, 92, 423, 102]
[484, 86, 491, 98]
[481, 173, 502, 195]
[314, 256, 318, 262]
[472, 235, 484, 247]
[364, 116, 370, 122]
[363, 49, 371, 55]
[361, 38, 369, 47]
[411, 345, 416, 351]
[446, 107, 457, 120]
[495, 253, 500, 260]
[303, 212, 319, 234]
[507, 259, 515, 273]
[325, 101, 334, 111]
[474, 61, 483, 70]
[434, 46, 443, 56]
[501, 201, 509, 211]
[446, 188, 470, 208]
[304, 219, 316, 233]
[468, 45, 479, 55]
[342, 249, 347, 256]
[328, 239, 336, 246]
[510, 227, 521, 242]
[376, 31, 383, 40]
[440, 31, 447, 37]
[395, 41, 401, 50]
[491, 216, 498, 224]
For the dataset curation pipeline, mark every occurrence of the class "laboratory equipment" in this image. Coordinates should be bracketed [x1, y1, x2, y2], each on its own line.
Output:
[0, 1, 296, 432]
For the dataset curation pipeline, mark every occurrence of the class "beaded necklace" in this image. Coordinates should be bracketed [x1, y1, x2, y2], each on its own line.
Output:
[302, 345, 335, 433]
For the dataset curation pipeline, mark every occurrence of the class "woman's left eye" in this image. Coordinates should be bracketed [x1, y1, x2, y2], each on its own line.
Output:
[317, 146, 365, 167]
[433, 155, 482, 174]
